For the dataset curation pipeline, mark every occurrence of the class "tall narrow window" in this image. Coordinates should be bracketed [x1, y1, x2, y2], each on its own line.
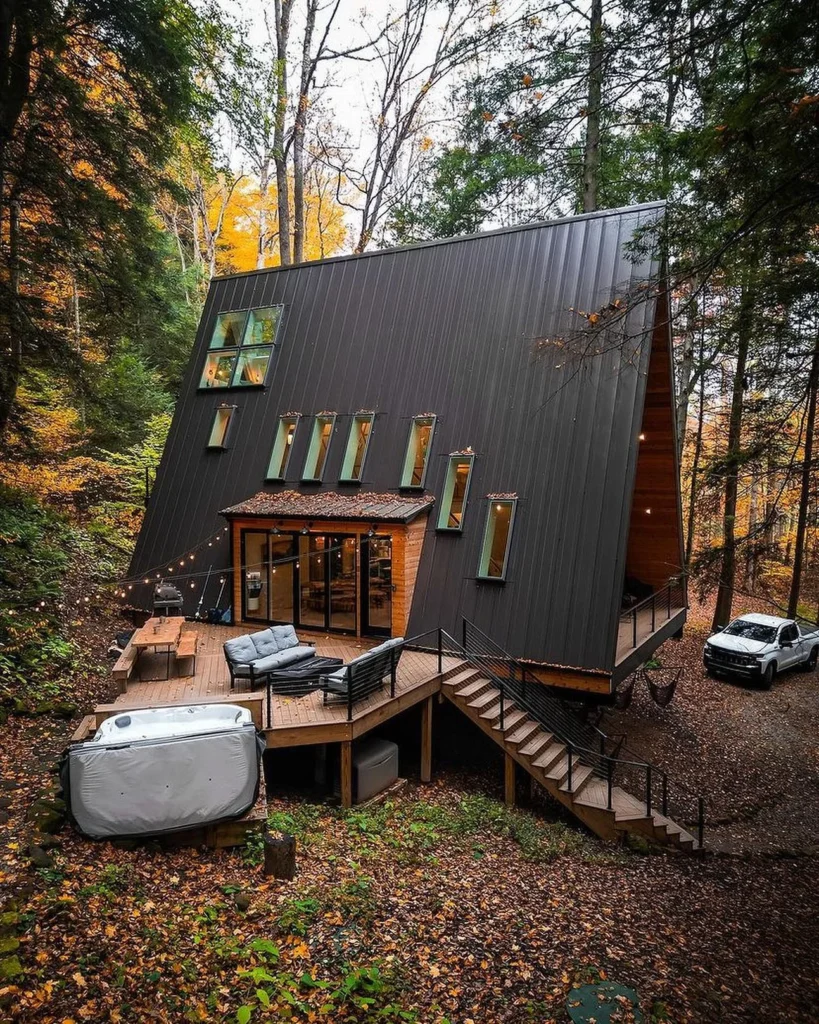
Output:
[437, 454, 474, 531]
[267, 415, 299, 480]
[199, 305, 283, 388]
[302, 415, 335, 481]
[400, 415, 435, 488]
[478, 498, 517, 580]
[340, 413, 374, 482]
[207, 407, 234, 449]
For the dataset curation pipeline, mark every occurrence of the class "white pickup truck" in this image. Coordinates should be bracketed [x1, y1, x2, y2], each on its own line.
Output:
[703, 613, 819, 688]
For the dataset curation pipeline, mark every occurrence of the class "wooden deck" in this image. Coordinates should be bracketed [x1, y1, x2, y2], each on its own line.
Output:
[615, 600, 686, 664]
[95, 623, 461, 748]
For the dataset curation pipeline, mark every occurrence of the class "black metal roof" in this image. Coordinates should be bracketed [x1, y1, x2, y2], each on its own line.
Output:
[129, 202, 667, 673]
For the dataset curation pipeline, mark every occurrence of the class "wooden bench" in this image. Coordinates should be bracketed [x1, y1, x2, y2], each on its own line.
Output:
[112, 643, 139, 693]
[175, 633, 198, 677]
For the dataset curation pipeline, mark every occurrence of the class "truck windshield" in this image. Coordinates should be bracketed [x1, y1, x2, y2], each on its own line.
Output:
[723, 621, 777, 643]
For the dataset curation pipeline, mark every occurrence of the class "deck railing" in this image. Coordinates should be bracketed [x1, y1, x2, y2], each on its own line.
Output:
[619, 576, 687, 652]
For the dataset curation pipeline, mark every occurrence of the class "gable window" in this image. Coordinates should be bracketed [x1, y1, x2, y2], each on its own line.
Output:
[303, 415, 335, 481]
[437, 454, 474, 531]
[207, 406, 235, 449]
[267, 415, 299, 480]
[478, 498, 517, 580]
[199, 305, 283, 389]
[340, 413, 374, 482]
[400, 415, 435, 488]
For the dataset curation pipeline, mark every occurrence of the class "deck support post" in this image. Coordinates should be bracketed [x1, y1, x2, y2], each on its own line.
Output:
[420, 695, 433, 783]
[340, 740, 353, 809]
[504, 752, 516, 807]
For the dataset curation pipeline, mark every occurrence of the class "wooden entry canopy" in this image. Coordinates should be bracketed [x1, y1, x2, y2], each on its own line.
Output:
[221, 490, 433, 637]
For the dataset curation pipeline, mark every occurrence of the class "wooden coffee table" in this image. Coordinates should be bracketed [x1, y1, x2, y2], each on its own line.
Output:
[131, 617, 183, 680]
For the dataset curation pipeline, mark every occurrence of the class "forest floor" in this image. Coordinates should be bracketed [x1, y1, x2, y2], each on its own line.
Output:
[0, 604, 817, 1023]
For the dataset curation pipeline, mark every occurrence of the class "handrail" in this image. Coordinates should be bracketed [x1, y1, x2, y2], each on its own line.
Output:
[454, 617, 706, 845]
[618, 577, 687, 651]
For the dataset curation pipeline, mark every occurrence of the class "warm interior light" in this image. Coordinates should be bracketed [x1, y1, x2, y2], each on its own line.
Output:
[645, 508, 652, 514]
[639, 433, 646, 441]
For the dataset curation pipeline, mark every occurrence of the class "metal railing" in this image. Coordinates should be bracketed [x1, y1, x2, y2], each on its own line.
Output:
[619, 576, 687, 652]
[456, 617, 705, 846]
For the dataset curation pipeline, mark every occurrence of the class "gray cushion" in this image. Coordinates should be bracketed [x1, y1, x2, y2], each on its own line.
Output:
[224, 634, 258, 667]
[253, 646, 316, 673]
[271, 624, 299, 650]
[251, 629, 280, 659]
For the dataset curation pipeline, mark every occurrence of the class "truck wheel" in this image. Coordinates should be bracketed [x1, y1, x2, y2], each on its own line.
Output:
[801, 647, 819, 673]
[760, 663, 775, 690]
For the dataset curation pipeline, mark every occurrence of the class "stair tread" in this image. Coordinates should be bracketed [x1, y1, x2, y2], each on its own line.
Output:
[455, 679, 487, 698]
[532, 742, 567, 769]
[543, 753, 580, 781]
[506, 721, 540, 745]
[479, 702, 504, 720]
[443, 668, 482, 689]
[559, 763, 594, 793]
[467, 690, 498, 709]
[518, 732, 554, 756]
[494, 709, 527, 731]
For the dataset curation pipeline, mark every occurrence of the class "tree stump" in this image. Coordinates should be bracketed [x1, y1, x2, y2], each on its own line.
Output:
[263, 831, 296, 879]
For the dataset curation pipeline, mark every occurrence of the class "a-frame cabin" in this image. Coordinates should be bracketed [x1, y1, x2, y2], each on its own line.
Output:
[128, 202, 686, 700]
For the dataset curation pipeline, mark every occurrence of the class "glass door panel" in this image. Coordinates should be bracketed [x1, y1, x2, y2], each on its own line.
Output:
[242, 531, 269, 621]
[329, 536, 357, 632]
[298, 534, 326, 628]
[270, 535, 295, 623]
[362, 537, 392, 636]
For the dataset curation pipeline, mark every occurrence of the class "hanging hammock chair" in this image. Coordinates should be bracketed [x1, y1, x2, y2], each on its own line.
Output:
[641, 666, 681, 708]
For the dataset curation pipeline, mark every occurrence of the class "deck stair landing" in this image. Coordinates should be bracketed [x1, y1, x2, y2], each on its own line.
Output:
[442, 665, 701, 852]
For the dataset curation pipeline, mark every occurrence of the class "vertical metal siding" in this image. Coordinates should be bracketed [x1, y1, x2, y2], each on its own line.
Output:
[129, 204, 665, 672]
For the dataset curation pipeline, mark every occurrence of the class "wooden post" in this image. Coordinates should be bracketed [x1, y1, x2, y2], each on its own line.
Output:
[263, 831, 296, 878]
[420, 695, 433, 783]
[340, 740, 353, 809]
[504, 753, 516, 807]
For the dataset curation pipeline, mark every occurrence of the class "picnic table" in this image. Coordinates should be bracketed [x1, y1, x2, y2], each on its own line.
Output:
[132, 617, 183, 681]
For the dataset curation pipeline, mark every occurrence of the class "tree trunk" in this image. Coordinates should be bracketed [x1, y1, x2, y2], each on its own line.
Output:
[684, 334, 706, 569]
[292, 0, 318, 265]
[273, 0, 292, 266]
[581, 0, 604, 213]
[257, 161, 270, 270]
[712, 272, 755, 631]
[0, 198, 22, 438]
[787, 333, 819, 618]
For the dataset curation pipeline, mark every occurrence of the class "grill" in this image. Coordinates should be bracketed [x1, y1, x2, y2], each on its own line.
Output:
[709, 648, 753, 667]
[153, 584, 183, 616]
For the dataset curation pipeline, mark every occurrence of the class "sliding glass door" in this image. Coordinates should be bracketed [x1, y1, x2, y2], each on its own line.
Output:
[361, 536, 392, 637]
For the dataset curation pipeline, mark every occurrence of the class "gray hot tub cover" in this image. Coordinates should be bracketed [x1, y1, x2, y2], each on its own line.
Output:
[62, 724, 265, 839]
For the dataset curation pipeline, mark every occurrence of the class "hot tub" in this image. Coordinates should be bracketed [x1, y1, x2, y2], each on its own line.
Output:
[93, 704, 253, 744]
[63, 704, 264, 840]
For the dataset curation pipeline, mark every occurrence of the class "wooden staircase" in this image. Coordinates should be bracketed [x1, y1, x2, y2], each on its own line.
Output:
[441, 665, 701, 853]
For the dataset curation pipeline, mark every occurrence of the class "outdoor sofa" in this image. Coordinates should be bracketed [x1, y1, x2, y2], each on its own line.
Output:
[320, 637, 404, 708]
[224, 625, 315, 690]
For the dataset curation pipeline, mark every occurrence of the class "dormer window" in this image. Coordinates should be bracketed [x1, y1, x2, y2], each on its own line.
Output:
[340, 413, 374, 482]
[478, 498, 517, 580]
[400, 415, 435, 488]
[199, 305, 283, 389]
[267, 415, 299, 480]
[207, 406, 235, 449]
[437, 454, 474, 531]
[303, 415, 335, 481]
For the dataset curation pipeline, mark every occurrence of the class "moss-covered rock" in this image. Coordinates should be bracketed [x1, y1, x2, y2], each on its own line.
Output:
[25, 799, 65, 834]
[0, 956, 22, 981]
[28, 844, 54, 869]
[0, 936, 19, 955]
[34, 701, 77, 720]
[0, 912, 20, 934]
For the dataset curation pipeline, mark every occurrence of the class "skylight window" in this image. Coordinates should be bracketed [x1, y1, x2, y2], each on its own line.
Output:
[267, 415, 299, 480]
[340, 414, 374, 482]
[199, 306, 283, 389]
[400, 415, 435, 488]
[478, 498, 517, 580]
[437, 454, 474, 531]
[303, 415, 335, 481]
